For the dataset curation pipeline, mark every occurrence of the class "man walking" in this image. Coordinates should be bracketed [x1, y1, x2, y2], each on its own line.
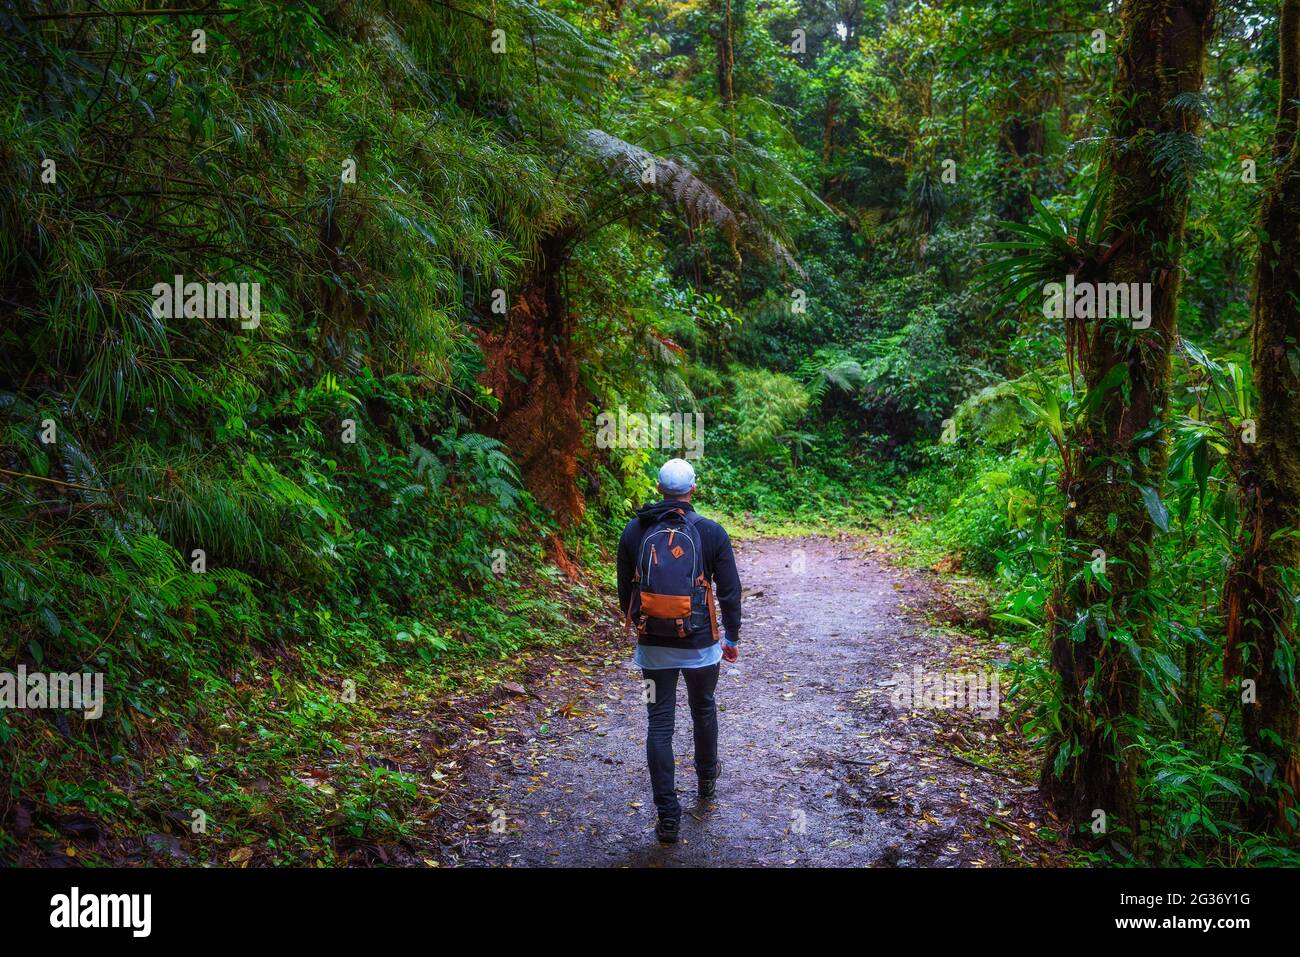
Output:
[617, 458, 741, 844]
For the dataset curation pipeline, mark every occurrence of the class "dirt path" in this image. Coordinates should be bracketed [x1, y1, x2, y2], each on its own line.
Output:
[448, 535, 1052, 867]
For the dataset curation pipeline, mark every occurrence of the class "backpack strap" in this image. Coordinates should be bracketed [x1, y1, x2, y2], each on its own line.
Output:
[683, 512, 721, 643]
[682, 511, 709, 582]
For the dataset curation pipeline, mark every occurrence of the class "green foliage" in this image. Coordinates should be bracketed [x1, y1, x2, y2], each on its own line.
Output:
[0, 0, 1290, 868]
[727, 366, 811, 462]
[976, 187, 1110, 308]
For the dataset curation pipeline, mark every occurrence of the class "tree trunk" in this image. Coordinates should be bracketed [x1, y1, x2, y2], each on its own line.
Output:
[996, 98, 1045, 222]
[821, 95, 840, 166]
[716, 0, 737, 106]
[1040, 0, 1216, 845]
[476, 235, 586, 525]
[1225, 0, 1300, 835]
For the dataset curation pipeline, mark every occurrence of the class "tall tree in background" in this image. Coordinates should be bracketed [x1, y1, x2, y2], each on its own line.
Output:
[1041, 0, 1216, 841]
[714, 0, 742, 105]
[1225, 0, 1300, 834]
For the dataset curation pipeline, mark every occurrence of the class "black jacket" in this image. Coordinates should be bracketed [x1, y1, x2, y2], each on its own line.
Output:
[617, 499, 742, 645]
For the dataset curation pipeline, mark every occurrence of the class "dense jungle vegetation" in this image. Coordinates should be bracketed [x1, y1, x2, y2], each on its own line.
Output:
[2, 0, 1298, 866]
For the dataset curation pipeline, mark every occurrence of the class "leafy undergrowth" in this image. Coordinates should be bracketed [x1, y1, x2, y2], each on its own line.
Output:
[879, 507, 1300, 867]
[714, 511, 882, 541]
[1, 560, 608, 868]
[713, 501, 891, 541]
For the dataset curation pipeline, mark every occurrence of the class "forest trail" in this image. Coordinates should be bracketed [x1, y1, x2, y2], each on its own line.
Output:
[447, 535, 1052, 867]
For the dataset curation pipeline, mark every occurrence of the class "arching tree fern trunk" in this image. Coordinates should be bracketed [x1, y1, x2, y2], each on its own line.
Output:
[1040, 0, 1215, 847]
[476, 234, 586, 525]
[1225, 0, 1300, 836]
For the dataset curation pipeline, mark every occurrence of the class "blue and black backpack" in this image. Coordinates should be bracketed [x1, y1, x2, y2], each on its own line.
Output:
[628, 508, 719, 644]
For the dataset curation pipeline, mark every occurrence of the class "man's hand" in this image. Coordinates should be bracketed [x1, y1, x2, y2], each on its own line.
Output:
[722, 638, 738, 663]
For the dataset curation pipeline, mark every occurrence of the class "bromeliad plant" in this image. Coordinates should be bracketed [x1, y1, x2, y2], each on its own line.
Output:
[976, 184, 1114, 388]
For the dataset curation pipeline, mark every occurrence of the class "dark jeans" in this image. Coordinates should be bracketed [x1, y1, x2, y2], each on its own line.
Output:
[641, 663, 720, 821]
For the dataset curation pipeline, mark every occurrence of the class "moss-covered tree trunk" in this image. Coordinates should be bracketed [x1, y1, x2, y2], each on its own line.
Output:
[1040, 0, 1215, 843]
[1225, 0, 1300, 834]
[714, 0, 740, 106]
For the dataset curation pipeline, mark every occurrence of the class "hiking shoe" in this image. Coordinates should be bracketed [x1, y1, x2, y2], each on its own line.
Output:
[699, 760, 721, 801]
[656, 816, 680, 844]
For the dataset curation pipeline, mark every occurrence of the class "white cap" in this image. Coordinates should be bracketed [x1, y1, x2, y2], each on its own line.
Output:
[657, 457, 696, 495]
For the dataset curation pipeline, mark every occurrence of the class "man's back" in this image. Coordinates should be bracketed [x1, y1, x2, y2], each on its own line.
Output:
[617, 499, 742, 647]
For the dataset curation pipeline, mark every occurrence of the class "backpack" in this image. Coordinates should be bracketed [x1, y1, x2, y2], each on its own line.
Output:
[628, 509, 719, 642]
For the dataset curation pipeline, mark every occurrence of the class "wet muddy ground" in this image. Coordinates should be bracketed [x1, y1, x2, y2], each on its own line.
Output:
[443, 535, 1056, 867]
